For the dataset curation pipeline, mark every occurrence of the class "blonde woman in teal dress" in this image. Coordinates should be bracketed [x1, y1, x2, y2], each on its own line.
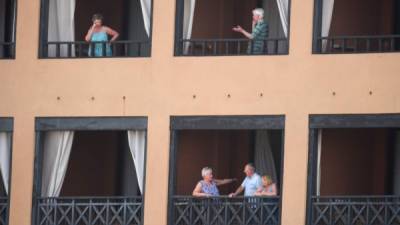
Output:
[85, 14, 119, 57]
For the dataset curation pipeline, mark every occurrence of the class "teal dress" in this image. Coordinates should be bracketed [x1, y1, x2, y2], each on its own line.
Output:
[89, 31, 112, 57]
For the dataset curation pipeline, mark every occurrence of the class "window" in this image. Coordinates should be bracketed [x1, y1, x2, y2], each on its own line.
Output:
[0, 0, 17, 59]
[313, 0, 400, 54]
[32, 117, 147, 225]
[307, 115, 400, 225]
[174, 0, 290, 56]
[0, 118, 13, 225]
[168, 116, 285, 225]
[39, 0, 152, 58]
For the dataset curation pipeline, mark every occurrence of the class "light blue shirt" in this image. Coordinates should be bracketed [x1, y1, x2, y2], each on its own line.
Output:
[241, 173, 262, 196]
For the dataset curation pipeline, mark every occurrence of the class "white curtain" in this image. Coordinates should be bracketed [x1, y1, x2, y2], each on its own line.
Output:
[254, 130, 277, 184]
[139, 0, 152, 36]
[316, 129, 322, 196]
[41, 131, 74, 197]
[321, 0, 334, 51]
[275, 0, 289, 37]
[0, 132, 11, 195]
[127, 130, 146, 194]
[393, 131, 400, 195]
[48, 0, 75, 57]
[183, 0, 196, 54]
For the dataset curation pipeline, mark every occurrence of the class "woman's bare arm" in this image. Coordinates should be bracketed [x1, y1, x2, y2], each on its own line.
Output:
[104, 26, 119, 42]
[85, 24, 96, 42]
[214, 178, 236, 186]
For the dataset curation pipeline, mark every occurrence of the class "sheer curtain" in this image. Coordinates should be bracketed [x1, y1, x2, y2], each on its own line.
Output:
[48, 0, 76, 57]
[316, 129, 322, 196]
[139, 0, 152, 36]
[0, 132, 11, 195]
[183, 0, 196, 54]
[41, 131, 74, 197]
[127, 130, 146, 194]
[254, 130, 277, 184]
[321, 0, 334, 51]
[275, 0, 289, 37]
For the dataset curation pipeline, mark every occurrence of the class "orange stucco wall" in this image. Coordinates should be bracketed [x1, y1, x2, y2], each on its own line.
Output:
[1, 0, 400, 225]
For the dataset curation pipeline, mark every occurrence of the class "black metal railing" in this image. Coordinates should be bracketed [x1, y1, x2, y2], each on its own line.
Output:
[316, 35, 400, 54]
[41, 41, 151, 58]
[310, 196, 400, 225]
[35, 196, 143, 225]
[171, 196, 280, 225]
[0, 42, 15, 59]
[176, 38, 288, 56]
[0, 197, 9, 225]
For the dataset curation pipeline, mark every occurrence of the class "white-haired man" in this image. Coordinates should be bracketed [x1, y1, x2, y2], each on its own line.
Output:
[233, 8, 268, 54]
[229, 163, 262, 197]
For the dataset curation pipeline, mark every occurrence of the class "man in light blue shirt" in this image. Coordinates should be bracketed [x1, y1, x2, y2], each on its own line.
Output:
[229, 163, 262, 197]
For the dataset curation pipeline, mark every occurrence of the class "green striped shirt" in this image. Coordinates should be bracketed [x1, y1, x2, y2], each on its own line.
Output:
[247, 21, 268, 54]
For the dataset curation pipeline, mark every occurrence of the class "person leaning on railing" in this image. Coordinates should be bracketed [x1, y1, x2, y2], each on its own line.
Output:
[192, 167, 236, 197]
[85, 13, 119, 57]
[254, 175, 277, 196]
[229, 163, 262, 197]
[232, 8, 268, 54]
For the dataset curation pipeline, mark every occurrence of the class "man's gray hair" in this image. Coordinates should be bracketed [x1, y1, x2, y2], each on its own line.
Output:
[252, 8, 264, 18]
[246, 163, 256, 171]
[201, 167, 213, 177]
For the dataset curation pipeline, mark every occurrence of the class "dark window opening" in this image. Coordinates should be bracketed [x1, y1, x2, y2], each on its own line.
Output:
[174, 0, 289, 56]
[39, 0, 152, 58]
[313, 0, 400, 53]
[170, 129, 284, 225]
[0, 0, 16, 59]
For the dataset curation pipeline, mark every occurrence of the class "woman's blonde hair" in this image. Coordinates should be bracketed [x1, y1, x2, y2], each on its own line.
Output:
[262, 175, 273, 184]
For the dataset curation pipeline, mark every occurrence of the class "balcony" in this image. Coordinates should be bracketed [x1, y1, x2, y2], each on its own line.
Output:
[313, 0, 400, 54]
[307, 115, 400, 225]
[39, 0, 152, 58]
[35, 197, 143, 225]
[174, 0, 290, 56]
[311, 196, 400, 225]
[33, 118, 148, 225]
[171, 196, 280, 225]
[42, 41, 150, 58]
[178, 38, 288, 56]
[0, 198, 8, 225]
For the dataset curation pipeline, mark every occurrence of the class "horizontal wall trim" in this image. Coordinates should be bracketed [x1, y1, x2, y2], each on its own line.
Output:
[170, 115, 285, 130]
[310, 114, 400, 128]
[35, 117, 147, 131]
[0, 118, 13, 132]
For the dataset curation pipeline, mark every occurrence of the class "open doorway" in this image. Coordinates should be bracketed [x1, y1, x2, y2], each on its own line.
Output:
[0, 0, 16, 58]
[317, 128, 399, 196]
[169, 116, 285, 225]
[40, 0, 152, 58]
[175, 0, 289, 55]
[59, 131, 141, 197]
